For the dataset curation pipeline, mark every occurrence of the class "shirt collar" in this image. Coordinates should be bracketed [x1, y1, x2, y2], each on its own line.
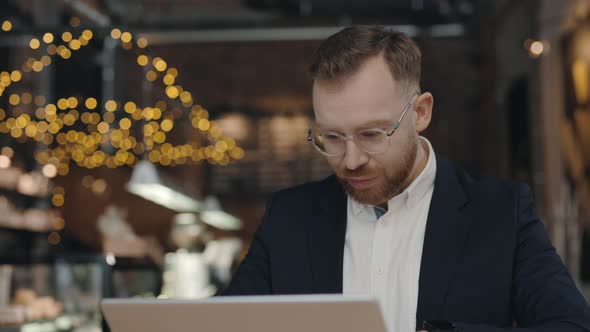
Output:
[349, 136, 437, 217]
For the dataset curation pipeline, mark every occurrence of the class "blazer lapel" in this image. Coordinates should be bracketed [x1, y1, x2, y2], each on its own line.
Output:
[307, 176, 347, 293]
[416, 156, 472, 323]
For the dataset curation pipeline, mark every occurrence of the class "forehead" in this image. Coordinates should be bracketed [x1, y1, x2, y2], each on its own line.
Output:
[312, 55, 404, 130]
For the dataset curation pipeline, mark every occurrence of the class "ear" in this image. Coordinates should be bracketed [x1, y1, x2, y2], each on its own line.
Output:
[414, 92, 433, 133]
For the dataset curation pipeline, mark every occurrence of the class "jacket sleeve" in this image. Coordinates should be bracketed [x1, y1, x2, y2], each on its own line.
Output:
[454, 184, 590, 331]
[219, 195, 275, 296]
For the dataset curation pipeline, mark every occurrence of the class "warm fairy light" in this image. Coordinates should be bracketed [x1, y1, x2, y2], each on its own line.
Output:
[10, 70, 21, 82]
[67, 96, 78, 108]
[47, 44, 57, 55]
[105, 100, 118, 112]
[70, 16, 80, 27]
[29, 38, 40, 49]
[160, 119, 173, 132]
[111, 28, 122, 39]
[52, 217, 65, 230]
[165, 86, 179, 98]
[137, 37, 148, 48]
[197, 119, 210, 131]
[119, 118, 131, 130]
[61, 31, 73, 42]
[32, 61, 43, 72]
[167, 68, 178, 77]
[69, 39, 81, 50]
[97, 122, 110, 134]
[42, 33, 54, 43]
[40, 55, 51, 66]
[81, 29, 93, 40]
[121, 32, 132, 43]
[146, 70, 157, 81]
[137, 55, 149, 66]
[59, 48, 72, 59]
[0, 27, 244, 169]
[85, 97, 98, 109]
[57, 98, 68, 110]
[9, 94, 20, 105]
[21, 92, 32, 104]
[124, 101, 136, 114]
[1, 21, 12, 32]
[163, 74, 175, 85]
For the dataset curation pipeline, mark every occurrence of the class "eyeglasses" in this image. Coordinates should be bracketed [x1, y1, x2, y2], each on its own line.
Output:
[307, 93, 419, 157]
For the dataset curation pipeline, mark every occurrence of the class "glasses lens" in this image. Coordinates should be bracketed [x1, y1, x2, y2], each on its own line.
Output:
[312, 130, 344, 156]
[356, 130, 389, 154]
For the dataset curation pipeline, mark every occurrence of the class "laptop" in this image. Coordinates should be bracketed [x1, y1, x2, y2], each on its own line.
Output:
[101, 294, 387, 332]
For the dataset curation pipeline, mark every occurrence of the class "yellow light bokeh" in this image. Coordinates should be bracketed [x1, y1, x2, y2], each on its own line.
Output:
[137, 55, 149, 66]
[42, 33, 54, 43]
[119, 118, 132, 130]
[160, 119, 173, 132]
[57, 98, 68, 110]
[165, 86, 179, 98]
[70, 16, 81, 27]
[197, 119, 210, 131]
[146, 70, 157, 81]
[32, 61, 43, 72]
[121, 32, 132, 43]
[2, 21, 12, 32]
[124, 101, 136, 114]
[97, 122, 110, 134]
[62, 31, 73, 42]
[69, 39, 81, 50]
[35, 96, 46, 107]
[21, 92, 32, 104]
[154, 59, 167, 72]
[29, 38, 40, 49]
[105, 100, 118, 112]
[163, 74, 175, 85]
[103, 112, 115, 123]
[47, 44, 57, 55]
[9, 94, 20, 105]
[10, 127, 23, 138]
[59, 48, 72, 59]
[167, 68, 178, 78]
[85, 97, 98, 109]
[52, 194, 65, 207]
[111, 28, 122, 39]
[179, 91, 192, 104]
[153, 131, 166, 143]
[40, 55, 51, 66]
[137, 37, 148, 48]
[81, 29, 93, 40]
[67, 96, 78, 108]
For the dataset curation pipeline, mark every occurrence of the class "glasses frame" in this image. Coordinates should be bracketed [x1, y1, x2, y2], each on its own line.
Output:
[307, 93, 420, 157]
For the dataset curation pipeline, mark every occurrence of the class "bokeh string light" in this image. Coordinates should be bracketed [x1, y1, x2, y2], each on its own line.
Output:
[0, 21, 245, 171]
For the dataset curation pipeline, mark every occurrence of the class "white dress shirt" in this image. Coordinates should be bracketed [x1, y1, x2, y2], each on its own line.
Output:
[342, 137, 437, 332]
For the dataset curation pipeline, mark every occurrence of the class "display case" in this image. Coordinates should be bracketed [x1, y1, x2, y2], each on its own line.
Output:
[0, 254, 161, 332]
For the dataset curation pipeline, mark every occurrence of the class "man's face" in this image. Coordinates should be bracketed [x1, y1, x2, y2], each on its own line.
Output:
[312, 55, 419, 206]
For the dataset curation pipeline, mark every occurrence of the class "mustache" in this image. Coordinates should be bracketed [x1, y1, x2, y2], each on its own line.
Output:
[337, 166, 376, 178]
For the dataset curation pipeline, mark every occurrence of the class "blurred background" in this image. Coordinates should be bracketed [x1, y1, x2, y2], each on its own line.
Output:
[0, 0, 589, 331]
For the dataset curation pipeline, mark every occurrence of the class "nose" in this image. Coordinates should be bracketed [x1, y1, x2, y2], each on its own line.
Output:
[342, 139, 369, 170]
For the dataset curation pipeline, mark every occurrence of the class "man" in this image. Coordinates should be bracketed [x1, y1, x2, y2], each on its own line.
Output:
[222, 26, 590, 331]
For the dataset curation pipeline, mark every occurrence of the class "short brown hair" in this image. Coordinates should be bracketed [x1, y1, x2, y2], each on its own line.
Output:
[309, 26, 422, 94]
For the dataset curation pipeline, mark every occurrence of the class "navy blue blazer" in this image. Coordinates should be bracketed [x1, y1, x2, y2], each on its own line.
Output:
[223, 155, 590, 331]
